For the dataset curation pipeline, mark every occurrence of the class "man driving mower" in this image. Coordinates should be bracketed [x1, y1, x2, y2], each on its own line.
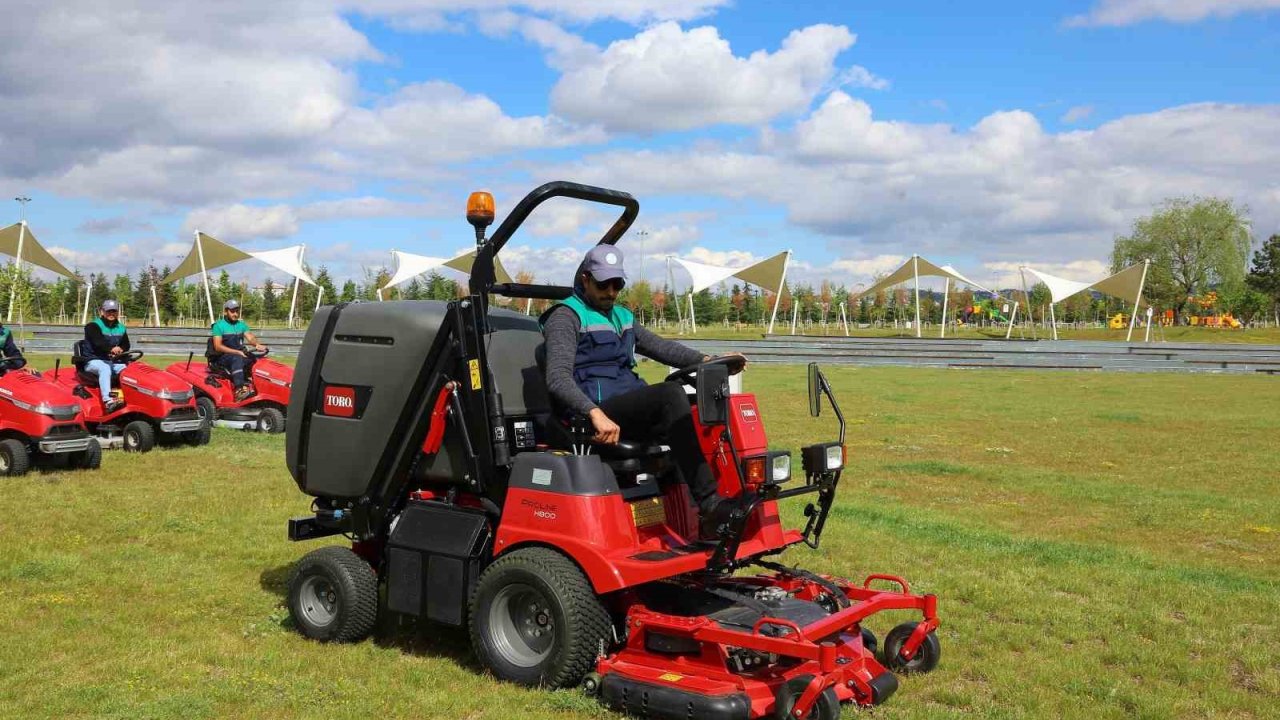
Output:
[540, 244, 746, 538]
[83, 299, 129, 412]
[0, 321, 27, 375]
[210, 299, 268, 402]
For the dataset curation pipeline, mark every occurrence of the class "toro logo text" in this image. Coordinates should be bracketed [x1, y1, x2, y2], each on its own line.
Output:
[322, 386, 357, 418]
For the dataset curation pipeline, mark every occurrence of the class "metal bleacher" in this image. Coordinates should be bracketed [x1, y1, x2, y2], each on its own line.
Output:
[19, 324, 1280, 374]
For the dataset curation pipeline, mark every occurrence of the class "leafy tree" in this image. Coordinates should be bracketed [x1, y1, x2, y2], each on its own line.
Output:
[261, 277, 279, 322]
[1111, 197, 1252, 317]
[340, 280, 358, 303]
[1246, 233, 1280, 319]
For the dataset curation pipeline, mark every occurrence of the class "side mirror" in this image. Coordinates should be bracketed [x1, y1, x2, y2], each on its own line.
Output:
[696, 363, 730, 426]
[807, 362, 822, 417]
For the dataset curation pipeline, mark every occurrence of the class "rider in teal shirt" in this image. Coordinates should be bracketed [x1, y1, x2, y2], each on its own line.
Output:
[210, 299, 268, 401]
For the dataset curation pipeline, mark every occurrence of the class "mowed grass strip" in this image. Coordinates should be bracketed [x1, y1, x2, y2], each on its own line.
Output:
[1, 361, 1277, 719]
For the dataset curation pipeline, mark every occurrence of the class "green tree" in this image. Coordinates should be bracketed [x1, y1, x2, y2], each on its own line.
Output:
[1111, 197, 1252, 318]
[261, 277, 279, 323]
[1246, 233, 1280, 320]
[340, 280, 358, 303]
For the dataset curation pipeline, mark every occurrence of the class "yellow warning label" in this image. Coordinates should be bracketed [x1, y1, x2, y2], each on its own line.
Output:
[658, 673, 683, 683]
[468, 359, 482, 390]
[630, 497, 666, 528]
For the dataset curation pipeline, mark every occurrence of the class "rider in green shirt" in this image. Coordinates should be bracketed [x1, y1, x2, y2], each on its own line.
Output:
[210, 299, 268, 401]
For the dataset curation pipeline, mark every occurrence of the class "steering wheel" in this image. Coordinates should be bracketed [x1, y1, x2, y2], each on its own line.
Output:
[245, 346, 270, 359]
[664, 355, 747, 385]
[117, 349, 145, 362]
[0, 354, 23, 368]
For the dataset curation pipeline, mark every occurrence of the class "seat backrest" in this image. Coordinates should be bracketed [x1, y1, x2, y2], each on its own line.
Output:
[72, 340, 93, 370]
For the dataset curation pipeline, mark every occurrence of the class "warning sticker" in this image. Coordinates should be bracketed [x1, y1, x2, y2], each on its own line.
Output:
[658, 673, 683, 683]
[531, 468, 553, 486]
[468, 359, 482, 390]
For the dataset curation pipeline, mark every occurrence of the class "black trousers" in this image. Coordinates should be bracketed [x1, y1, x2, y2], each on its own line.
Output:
[598, 382, 720, 512]
[215, 353, 252, 389]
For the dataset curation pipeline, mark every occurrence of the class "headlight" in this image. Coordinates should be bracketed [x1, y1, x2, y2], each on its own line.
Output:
[802, 442, 845, 475]
[742, 451, 792, 485]
[10, 398, 80, 420]
[131, 385, 193, 403]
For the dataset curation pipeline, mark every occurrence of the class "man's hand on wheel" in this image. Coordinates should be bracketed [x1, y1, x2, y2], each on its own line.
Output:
[588, 407, 621, 445]
[710, 353, 748, 375]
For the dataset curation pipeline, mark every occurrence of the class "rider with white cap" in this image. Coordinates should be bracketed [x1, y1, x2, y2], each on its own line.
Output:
[83, 299, 130, 412]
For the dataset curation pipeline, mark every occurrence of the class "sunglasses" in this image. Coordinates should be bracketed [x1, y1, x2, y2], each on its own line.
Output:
[590, 277, 625, 292]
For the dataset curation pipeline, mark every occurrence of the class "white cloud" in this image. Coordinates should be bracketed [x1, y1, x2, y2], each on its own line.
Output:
[1061, 105, 1095, 124]
[1066, 0, 1280, 26]
[551, 22, 856, 132]
[182, 204, 299, 241]
[546, 100, 1280, 276]
[834, 65, 890, 91]
[350, 0, 733, 24]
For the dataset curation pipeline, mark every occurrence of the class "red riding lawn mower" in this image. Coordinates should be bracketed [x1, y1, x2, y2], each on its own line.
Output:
[282, 182, 941, 720]
[38, 344, 209, 452]
[166, 347, 292, 433]
[0, 356, 100, 475]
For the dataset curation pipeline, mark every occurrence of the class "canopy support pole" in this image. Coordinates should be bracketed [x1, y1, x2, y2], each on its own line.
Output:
[196, 232, 214, 324]
[766, 250, 791, 335]
[1005, 300, 1019, 339]
[668, 257, 683, 327]
[1019, 268, 1037, 340]
[1126, 259, 1150, 342]
[314, 286, 324, 312]
[940, 278, 950, 338]
[912, 255, 921, 338]
[81, 279, 91, 324]
[288, 245, 304, 328]
[688, 292, 697, 334]
[151, 285, 161, 327]
[1050, 302, 1058, 340]
[7, 222, 25, 322]
[840, 301, 849, 336]
[791, 300, 799, 335]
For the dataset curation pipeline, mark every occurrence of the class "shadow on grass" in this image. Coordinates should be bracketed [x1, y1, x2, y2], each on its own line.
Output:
[258, 562, 482, 672]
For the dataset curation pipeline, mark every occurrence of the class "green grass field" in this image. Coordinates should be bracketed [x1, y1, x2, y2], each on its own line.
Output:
[656, 324, 1280, 344]
[1, 360, 1277, 719]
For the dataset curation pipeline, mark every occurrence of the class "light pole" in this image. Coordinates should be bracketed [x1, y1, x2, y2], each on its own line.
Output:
[10, 197, 32, 323]
[15, 196, 31, 222]
[636, 229, 649, 284]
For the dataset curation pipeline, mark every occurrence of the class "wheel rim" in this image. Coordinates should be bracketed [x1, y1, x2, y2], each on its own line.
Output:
[263, 414, 276, 431]
[487, 583, 556, 668]
[297, 575, 339, 627]
[125, 429, 139, 449]
[0, 451, 9, 473]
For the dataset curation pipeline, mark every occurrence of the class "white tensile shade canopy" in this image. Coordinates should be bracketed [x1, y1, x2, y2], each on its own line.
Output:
[851, 255, 994, 338]
[162, 232, 317, 325]
[379, 249, 514, 297]
[669, 250, 791, 334]
[1022, 261, 1150, 341]
[0, 222, 78, 322]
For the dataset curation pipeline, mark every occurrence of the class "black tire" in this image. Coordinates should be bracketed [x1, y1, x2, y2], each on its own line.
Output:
[70, 441, 102, 470]
[257, 407, 285, 434]
[123, 420, 156, 453]
[469, 547, 610, 689]
[860, 626, 878, 655]
[0, 438, 31, 476]
[774, 675, 841, 720]
[287, 546, 378, 643]
[182, 423, 212, 446]
[195, 396, 218, 426]
[882, 622, 941, 674]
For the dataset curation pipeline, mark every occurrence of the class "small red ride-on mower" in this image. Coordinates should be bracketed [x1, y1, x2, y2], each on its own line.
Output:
[282, 182, 941, 720]
[0, 356, 100, 475]
[166, 347, 292, 433]
[39, 344, 209, 451]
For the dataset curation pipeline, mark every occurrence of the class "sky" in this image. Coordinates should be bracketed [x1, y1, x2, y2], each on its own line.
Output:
[1, 0, 1278, 294]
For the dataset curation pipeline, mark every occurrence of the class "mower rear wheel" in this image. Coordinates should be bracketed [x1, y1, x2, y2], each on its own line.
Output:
[69, 441, 102, 470]
[195, 397, 218, 426]
[774, 675, 840, 720]
[470, 547, 610, 689]
[257, 407, 285, 434]
[123, 420, 156, 453]
[882, 622, 941, 674]
[287, 546, 378, 643]
[860, 626, 878, 655]
[0, 439, 31, 476]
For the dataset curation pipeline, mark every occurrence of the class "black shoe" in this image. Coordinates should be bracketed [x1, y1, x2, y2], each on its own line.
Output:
[103, 398, 125, 414]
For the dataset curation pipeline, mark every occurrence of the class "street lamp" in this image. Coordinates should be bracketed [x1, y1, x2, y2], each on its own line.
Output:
[636, 229, 649, 284]
[15, 196, 31, 222]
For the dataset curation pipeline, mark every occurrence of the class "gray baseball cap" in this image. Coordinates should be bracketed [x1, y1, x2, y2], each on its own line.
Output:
[100, 299, 119, 311]
[580, 244, 627, 284]
[224, 299, 241, 310]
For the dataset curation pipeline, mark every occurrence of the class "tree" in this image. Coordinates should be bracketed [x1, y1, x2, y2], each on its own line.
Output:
[1111, 197, 1252, 318]
[261, 277, 280, 323]
[1246, 234, 1280, 320]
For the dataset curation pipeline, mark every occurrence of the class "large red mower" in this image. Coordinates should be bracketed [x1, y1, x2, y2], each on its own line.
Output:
[282, 182, 940, 720]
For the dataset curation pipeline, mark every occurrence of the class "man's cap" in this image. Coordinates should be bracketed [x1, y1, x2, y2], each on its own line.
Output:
[580, 244, 626, 284]
[224, 299, 241, 310]
[100, 300, 119, 311]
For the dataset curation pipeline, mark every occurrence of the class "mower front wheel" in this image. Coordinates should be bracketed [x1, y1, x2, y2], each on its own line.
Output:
[195, 397, 218, 426]
[882, 622, 941, 674]
[469, 547, 611, 689]
[69, 441, 102, 470]
[287, 546, 378, 643]
[123, 420, 156, 453]
[0, 438, 31, 476]
[182, 423, 212, 446]
[774, 675, 840, 720]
